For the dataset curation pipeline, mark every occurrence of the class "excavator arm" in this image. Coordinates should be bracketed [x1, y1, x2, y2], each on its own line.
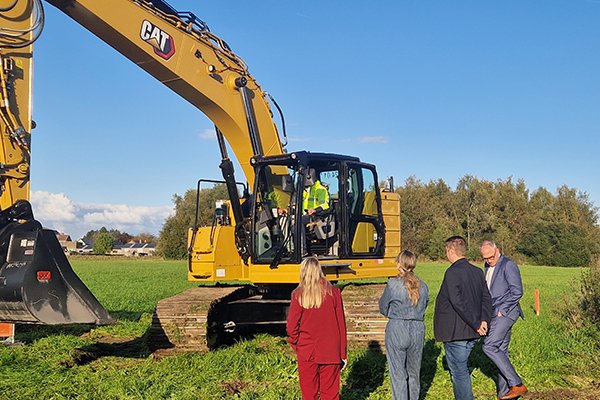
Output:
[0, 0, 287, 325]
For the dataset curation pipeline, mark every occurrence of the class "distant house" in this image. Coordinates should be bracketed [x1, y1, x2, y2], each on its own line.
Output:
[111, 242, 157, 257]
[55, 232, 77, 253]
[75, 239, 94, 255]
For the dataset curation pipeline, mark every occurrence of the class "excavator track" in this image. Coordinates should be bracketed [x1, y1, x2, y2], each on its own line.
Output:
[341, 284, 388, 350]
[149, 286, 251, 352]
[150, 283, 389, 353]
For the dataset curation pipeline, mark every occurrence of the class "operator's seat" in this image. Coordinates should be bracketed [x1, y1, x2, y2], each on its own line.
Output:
[313, 207, 336, 240]
[306, 198, 338, 256]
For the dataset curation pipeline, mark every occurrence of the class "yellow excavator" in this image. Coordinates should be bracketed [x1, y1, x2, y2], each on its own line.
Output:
[0, 0, 401, 349]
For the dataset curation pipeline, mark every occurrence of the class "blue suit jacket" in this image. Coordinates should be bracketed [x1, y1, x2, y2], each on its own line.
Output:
[485, 255, 524, 321]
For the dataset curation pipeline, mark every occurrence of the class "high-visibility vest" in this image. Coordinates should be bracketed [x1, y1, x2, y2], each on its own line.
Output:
[303, 181, 330, 211]
[265, 187, 290, 209]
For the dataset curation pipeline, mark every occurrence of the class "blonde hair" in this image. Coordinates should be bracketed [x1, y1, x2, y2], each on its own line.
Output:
[396, 250, 421, 306]
[297, 256, 332, 309]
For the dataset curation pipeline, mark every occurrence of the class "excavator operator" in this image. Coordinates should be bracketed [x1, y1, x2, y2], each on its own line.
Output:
[301, 168, 330, 255]
[302, 168, 330, 216]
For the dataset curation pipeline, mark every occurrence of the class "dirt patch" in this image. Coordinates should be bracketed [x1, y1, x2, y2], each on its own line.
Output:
[220, 380, 250, 396]
[526, 388, 600, 400]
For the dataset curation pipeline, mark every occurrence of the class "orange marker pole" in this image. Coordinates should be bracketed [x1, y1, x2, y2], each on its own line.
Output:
[0, 322, 14, 344]
[534, 288, 540, 316]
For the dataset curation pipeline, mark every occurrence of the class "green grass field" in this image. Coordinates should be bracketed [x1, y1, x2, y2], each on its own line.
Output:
[0, 258, 598, 399]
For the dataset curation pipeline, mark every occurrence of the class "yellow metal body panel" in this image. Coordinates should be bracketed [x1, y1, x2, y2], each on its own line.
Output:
[0, 1, 34, 209]
[248, 258, 398, 284]
[190, 232, 399, 284]
[187, 225, 246, 282]
[382, 191, 401, 258]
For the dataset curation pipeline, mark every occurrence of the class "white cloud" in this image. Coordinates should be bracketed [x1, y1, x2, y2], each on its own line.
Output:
[30, 191, 173, 239]
[359, 136, 389, 144]
[200, 128, 216, 141]
[30, 191, 78, 222]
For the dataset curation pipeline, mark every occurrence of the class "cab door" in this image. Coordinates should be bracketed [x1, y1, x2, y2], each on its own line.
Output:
[342, 163, 385, 257]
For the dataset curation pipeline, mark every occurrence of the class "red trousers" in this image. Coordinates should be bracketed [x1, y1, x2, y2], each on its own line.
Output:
[298, 359, 341, 400]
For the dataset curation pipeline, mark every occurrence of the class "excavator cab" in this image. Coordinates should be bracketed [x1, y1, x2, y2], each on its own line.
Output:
[250, 151, 386, 265]
[0, 202, 113, 325]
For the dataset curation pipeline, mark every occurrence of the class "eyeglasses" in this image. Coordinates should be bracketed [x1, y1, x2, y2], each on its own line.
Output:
[483, 253, 497, 262]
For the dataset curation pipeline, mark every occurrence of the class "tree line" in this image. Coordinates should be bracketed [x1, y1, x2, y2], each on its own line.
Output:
[398, 175, 599, 267]
[156, 177, 600, 267]
[82, 227, 157, 255]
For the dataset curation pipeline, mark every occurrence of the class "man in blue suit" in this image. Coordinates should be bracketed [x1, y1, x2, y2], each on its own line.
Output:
[480, 240, 527, 399]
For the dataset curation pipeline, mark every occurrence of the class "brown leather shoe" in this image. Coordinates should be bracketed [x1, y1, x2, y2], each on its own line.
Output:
[499, 384, 528, 399]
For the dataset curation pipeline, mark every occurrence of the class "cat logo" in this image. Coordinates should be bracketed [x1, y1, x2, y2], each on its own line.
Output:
[140, 20, 175, 60]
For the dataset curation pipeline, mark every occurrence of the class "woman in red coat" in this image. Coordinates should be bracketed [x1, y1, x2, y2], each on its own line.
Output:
[286, 256, 348, 400]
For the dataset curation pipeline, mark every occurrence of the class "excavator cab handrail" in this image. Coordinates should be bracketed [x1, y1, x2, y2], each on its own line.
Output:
[191, 179, 248, 232]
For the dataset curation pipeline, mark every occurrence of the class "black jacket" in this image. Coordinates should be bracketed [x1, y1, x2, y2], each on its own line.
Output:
[434, 258, 492, 342]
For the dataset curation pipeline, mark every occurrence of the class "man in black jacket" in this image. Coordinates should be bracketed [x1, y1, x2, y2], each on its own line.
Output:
[434, 235, 492, 400]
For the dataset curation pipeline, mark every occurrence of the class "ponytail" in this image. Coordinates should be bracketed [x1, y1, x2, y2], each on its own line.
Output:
[396, 250, 421, 306]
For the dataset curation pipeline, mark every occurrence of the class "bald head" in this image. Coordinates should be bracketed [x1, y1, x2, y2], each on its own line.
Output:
[480, 240, 500, 266]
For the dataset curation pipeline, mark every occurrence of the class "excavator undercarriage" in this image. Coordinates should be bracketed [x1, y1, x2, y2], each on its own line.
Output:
[150, 283, 388, 353]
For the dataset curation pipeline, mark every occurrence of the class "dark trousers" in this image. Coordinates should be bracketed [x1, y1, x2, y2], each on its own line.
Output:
[298, 359, 341, 400]
[483, 315, 522, 396]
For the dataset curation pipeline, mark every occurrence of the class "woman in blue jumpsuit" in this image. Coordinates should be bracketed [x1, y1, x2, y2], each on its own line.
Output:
[379, 250, 429, 400]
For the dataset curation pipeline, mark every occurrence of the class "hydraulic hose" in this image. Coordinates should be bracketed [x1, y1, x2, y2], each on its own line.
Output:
[0, 0, 45, 48]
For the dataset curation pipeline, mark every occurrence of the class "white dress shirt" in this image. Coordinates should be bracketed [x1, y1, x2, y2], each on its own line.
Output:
[486, 265, 495, 289]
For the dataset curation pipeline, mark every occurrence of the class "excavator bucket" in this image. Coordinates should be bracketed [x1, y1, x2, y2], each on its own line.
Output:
[0, 229, 113, 325]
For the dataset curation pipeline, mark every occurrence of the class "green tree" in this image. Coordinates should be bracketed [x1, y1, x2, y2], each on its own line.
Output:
[529, 187, 555, 221]
[553, 185, 598, 227]
[397, 177, 458, 259]
[83, 227, 108, 244]
[490, 178, 530, 254]
[454, 175, 495, 249]
[93, 232, 114, 255]
[117, 232, 134, 244]
[397, 176, 430, 255]
[82, 227, 134, 244]
[396, 174, 600, 266]
[518, 222, 593, 267]
[132, 233, 157, 244]
[157, 184, 230, 259]
[522, 185, 600, 264]
[424, 224, 452, 260]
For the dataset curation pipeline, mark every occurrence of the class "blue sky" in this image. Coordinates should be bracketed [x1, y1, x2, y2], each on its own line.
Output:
[29, 0, 600, 239]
